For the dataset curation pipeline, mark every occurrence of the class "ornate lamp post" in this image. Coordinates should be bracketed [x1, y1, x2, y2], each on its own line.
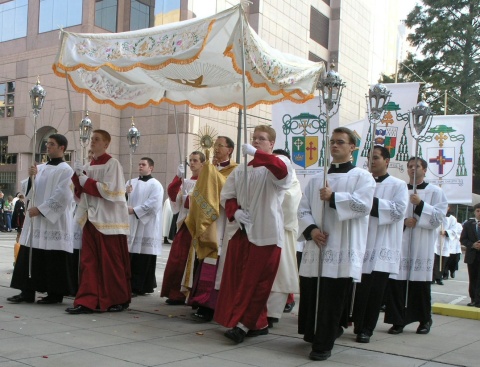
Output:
[314, 64, 345, 331]
[408, 100, 434, 189]
[79, 111, 93, 164]
[27, 77, 46, 277]
[317, 64, 345, 201]
[366, 83, 391, 170]
[127, 117, 140, 185]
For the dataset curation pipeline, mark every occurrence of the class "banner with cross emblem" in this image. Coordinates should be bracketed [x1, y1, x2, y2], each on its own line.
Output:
[416, 115, 473, 204]
[272, 99, 340, 190]
[292, 136, 319, 169]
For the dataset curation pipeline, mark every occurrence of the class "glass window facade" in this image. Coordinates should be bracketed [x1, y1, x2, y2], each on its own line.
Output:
[39, 0, 82, 33]
[131, 0, 150, 31]
[95, 0, 118, 32]
[0, 82, 15, 118]
[0, 0, 28, 42]
[0, 137, 17, 166]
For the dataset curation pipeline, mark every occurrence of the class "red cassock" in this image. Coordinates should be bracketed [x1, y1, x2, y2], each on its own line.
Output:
[214, 229, 281, 330]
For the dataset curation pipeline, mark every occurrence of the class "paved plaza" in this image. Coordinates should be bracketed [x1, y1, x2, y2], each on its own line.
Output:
[0, 232, 478, 366]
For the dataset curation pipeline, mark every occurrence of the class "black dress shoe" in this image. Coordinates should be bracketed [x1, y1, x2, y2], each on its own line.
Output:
[37, 295, 63, 304]
[435, 279, 444, 285]
[416, 319, 432, 334]
[224, 327, 246, 343]
[7, 294, 34, 303]
[309, 350, 331, 361]
[356, 332, 370, 343]
[267, 316, 279, 328]
[283, 301, 295, 313]
[246, 327, 269, 337]
[65, 305, 93, 314]
[191, 312, 213, 322]
[107, 304, 124, 312]
[387, 325, 404, 335]
[467, 302, 476, 307]
[165, 298, 185, 305]
[335, 326, 344, 339]
[450, 271, 455, 278]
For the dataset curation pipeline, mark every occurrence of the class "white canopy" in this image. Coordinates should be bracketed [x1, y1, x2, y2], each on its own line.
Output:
[52, 4, 324, 110]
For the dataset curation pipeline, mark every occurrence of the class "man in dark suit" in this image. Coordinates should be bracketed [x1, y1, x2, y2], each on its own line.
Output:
[460, 203, 480, 307]
[0, 191, 6, 231]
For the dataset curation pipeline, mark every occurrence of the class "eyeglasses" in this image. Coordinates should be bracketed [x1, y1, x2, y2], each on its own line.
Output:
[329, 140, 350, 146]
[45, 142, 58, 147]
[251, 136, 269, 142]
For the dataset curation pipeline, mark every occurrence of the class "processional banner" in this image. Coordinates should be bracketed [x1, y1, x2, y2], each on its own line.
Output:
[272, 98, 342, 190]
[418, 115, 473, 204]
[273, 83, 473, 204]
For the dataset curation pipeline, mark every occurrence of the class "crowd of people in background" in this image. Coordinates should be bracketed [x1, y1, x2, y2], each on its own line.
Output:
[3, 126, 478, 362]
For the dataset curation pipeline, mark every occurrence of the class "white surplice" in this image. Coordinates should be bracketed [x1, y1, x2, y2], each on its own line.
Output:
[171, 178, 197, 230]
[298, 167, 375, 281]
[162, 198, 173, 239]
[271, 171, 302, 293]
[74, 157, 129, 235]
[434, 215, 460, 257]
[392, 183, 448, 282]
[127, 177, 164, 255]
[452, 222, 463, 254]
[220, 155, 293, 248]
[21, 162, 74, 252]
[362, 175, 408, 275]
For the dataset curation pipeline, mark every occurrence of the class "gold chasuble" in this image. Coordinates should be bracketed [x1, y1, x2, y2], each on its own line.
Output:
[182, 162, 229, 294]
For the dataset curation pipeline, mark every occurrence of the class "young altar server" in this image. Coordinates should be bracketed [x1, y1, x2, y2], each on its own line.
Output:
[385, 157, 447, 335]
[297, 127, 375, 361]
[126, 157, 164, 296]
[352, 146, 408, 343]
[8, 134, 75, 304]
[67, 129, 131, 314]
[160, 151, 205, 304]
[215, 125, 293, 343]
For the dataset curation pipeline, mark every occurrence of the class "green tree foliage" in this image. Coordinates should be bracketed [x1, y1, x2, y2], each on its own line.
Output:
[381, 0, 480, 178]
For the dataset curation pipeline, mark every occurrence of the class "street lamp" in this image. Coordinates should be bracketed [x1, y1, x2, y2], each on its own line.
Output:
[79, 111, 93, 164]
[27, 77, 46, 277]
[366, 83, 391, 170]
[127, 117, 140, 185]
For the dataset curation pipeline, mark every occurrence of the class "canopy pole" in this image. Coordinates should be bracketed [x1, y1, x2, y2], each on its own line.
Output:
[65, 71, 83, 281]
[65, 72, 79, 159]
[239, 5, 249, 211]
[173, 105, 186, 181]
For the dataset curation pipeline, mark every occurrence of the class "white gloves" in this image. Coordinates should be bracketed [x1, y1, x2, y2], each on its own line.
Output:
[74, 160, 84, 176]
[242, 143, 257, 156]
[78, 175, 88, 187]
[234, 209, 251, 226]
[177, 164, 185, 178]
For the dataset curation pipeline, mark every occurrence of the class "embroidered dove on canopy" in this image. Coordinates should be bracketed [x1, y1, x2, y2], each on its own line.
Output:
[52, 4, 324, 110]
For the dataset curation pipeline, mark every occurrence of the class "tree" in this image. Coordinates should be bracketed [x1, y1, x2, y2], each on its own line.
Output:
[381, 0, 480, 178]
